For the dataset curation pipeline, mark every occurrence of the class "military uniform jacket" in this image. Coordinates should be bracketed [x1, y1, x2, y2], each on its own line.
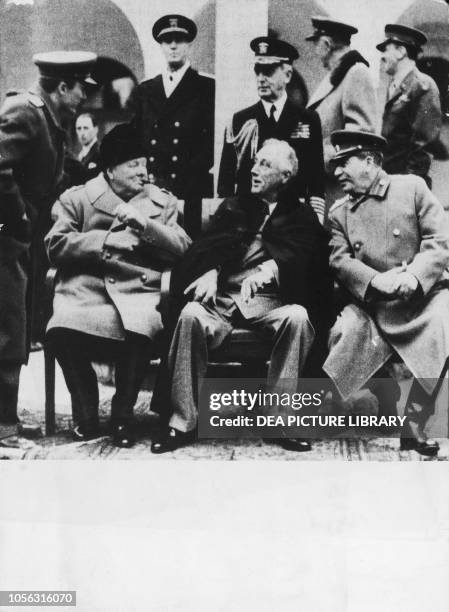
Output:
[217, 99, 325, 210]
[131, 67, 215, 198]
[323, 171, 449, 399]
[0, 83, 66, 362]
[307, 50, 378, 169]
[45, 174, 191, 341]
[382, 66, 442, 178]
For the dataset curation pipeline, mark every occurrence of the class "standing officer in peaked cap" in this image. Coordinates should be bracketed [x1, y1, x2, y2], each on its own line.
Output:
[305, 17, 378, 216]
[377, 24, 442, 186]
[0, 50, 96, 428]
[218, 36, 326, 222]
[130, 14, 215, 239]
[324, 130, 449, 457]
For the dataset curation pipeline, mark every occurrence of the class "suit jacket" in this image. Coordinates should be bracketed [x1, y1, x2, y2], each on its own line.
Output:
[307, 50, 378, 170]
[130, 67, 215, 198]
[171, 192, 333, 365]
[218, 99, 325, 210]
[381, 66, 442, 179]
[79, 140, 101, 181]
[324, 171, 449, 398]
[0, 83, 66, 362]
[45, 174, 191, 341]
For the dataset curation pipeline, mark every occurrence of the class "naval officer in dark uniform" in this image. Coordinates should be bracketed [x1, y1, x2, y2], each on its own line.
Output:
[377, 24, 442, 187]
[130, 14, 215, 238]
[218, 37, 325, 222]
[0, 51, 96, 426]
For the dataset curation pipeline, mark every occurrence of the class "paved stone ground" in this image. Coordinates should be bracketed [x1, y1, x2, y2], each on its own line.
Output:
[0, 351, 448, 461]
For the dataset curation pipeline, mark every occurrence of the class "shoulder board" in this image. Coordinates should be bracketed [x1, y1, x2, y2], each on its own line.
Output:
[6, 88, 25, 97]
[25, 92, 44, 108]
[329, 195, 350, 214]
[198, 71, 214, 80]
[63, 184, 84, 195]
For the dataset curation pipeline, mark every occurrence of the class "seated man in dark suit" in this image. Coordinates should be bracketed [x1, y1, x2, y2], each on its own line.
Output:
[152, 139, 333, 453]
[45, 124, 190, 448]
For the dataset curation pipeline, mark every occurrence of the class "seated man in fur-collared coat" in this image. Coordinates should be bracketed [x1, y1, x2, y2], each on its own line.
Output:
[45, 124, 190, 447]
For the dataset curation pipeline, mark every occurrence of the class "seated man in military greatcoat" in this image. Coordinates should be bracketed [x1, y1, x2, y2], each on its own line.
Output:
[45, 124, 190, 447]
[324, 130, 449, 457]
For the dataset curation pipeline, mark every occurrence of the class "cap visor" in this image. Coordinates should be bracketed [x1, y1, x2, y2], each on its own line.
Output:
[376, 40, 389, 52]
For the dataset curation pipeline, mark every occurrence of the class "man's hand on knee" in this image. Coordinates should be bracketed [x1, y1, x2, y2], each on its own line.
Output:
[184, 269, 218, 305]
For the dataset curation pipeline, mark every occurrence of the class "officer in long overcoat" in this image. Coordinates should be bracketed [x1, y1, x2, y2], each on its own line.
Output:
[45, 124, 190, 447]
[130, 14, 215, 239]
[324, 130, 449, 456]
[0, 51, 96, 425]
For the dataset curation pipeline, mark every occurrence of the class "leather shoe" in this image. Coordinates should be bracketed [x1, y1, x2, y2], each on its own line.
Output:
[400, 437, 439, 457]
[72, 425, 100, 442]
[151, 427, 196, 454]
[270, 437, 312, 452]
[112, 423, 135, 448]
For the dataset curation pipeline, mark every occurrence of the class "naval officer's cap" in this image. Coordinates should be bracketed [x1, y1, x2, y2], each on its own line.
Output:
[306, 17, 358, 44]
[33, 51, 97, 84]
[152, 14, 197, 43]
[376, 24, 427, 53]
[250, 37, 299, 65]
[330, 130, 387, 164]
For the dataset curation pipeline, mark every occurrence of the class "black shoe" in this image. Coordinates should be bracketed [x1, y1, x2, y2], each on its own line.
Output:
[151, 427, 195, 454]
[112, 423, 135, 449]
[400, 437, 439, 457]
[270, 438, 312, 452]
[72, 425, 100, 442]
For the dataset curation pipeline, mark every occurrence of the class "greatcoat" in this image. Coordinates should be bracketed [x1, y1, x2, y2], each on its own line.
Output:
[324, 170, 449, 399]
[381, 66, 442, 180]
[307, 51, 378, 169]
[45, 174, 190, 341]
[0, 83, 66, 362]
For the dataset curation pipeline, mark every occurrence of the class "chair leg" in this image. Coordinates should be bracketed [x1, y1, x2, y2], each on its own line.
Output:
[44, 345, 56, 436]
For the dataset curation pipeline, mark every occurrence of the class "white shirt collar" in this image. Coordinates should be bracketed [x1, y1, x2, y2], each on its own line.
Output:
[162, 60, 191, 97]
[261, 92, 288, 121]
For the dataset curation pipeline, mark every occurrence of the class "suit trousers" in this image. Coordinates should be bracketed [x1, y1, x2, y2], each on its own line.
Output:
[167, 299, 315, 432]
[47, 329, 153, 429]
[0, 361, 21, 422]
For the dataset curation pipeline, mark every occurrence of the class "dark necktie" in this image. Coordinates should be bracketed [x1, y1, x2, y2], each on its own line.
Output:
[268, 104, 277, 131]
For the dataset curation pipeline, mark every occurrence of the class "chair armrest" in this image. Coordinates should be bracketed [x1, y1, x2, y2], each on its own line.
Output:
[158, 269, 172, 322]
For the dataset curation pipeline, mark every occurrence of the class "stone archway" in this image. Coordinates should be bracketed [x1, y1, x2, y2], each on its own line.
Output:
[0, 0, 144, 96]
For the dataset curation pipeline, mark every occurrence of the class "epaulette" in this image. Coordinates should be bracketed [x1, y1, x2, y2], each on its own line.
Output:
[63, 184, 84, 195]
[6, 88, 25, 97]
[198, 71, 214, 79]
[25, 92, 44, 108]
[329, 194, 350, 214]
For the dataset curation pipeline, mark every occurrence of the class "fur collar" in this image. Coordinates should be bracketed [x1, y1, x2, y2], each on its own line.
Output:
[330, 50, 369, 88]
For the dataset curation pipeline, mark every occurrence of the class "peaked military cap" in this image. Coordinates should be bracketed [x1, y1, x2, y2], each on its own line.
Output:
[33, 51, 97, 84]
[306, 16, 358, 42]
[152, 14, 197, 42]
[376, 24, 427, 52]
[330, 130, 387, 163]
[100, 123, 147, 169]
[250, 36, 299, 65]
